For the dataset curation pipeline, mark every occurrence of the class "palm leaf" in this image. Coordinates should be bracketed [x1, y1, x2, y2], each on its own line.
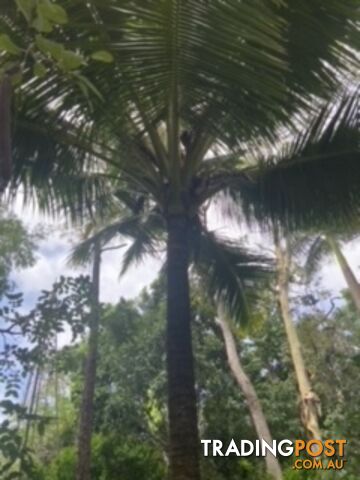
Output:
[5, 0, 358, 208]
[190, 223, 272, 324]
[220, 87, 360, 230]
[303, 236, 331, 281]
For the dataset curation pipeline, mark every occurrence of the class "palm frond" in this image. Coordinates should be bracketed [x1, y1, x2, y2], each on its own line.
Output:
[69, 216, 138, 265]
[303, 236, 331, 281]
[5, 0, 358, 194]
[120, 211, 165, 275]
[221, 87, 360, 230]
[190, 224, 272, 324]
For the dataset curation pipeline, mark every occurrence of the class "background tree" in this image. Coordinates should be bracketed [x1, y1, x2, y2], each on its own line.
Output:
[215, 307, 283, 480]
[9, 277, 357, 479]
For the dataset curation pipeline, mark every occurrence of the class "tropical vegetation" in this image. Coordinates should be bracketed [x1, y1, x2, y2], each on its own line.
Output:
[0, 1, 359, 479]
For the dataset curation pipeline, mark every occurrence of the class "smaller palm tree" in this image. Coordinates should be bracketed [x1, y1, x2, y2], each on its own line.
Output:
[74, 236, 101, 480]
[70, 201, 160, 480]
[305, 233, 360, 312]
[273, 228, 322, 441]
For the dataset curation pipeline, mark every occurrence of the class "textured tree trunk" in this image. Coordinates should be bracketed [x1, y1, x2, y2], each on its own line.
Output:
[326, 235, 360, 312]
[0, 75, 12, 193]
[275, 237, 321, 441]
[216, 309, 283, 480]
[76, 240, 101, 480]
[166, 214, 200, 480]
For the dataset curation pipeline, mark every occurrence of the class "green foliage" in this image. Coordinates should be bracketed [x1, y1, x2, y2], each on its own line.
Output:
[0, 211, 36, 295]
[91, 51, 114, 64]
[4, 0, 358, 233]
[35, 0, 68, 29]
[0, 272, 92, 477]
[43, 447, 76, 480]
[0, 34, 22, 56]
[15, 0, 36, 23]
[1, 6, 359, 479]
[1, 271, 360, 478]
[34, 35, 85, 71]
[41, 436, 166, 480]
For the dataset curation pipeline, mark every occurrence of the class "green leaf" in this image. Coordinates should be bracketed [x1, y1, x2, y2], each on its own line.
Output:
[33, 61, 47, 78]
[36, 36, 84, 71]
[32, 4, 54, 33]
[59, 50, 85, 71]
[35, 34, 63, 59]
[91, 50, 114, 63]
[15, 0, 36, 22]
[32, 12, 53, 33]
[0, 34, 22, 56]
[37, 0, 68, 25]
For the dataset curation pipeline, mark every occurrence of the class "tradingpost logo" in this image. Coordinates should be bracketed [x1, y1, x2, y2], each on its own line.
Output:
[201, 439, 347, 471]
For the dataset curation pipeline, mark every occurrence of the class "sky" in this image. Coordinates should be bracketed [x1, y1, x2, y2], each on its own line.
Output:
[8, 198, 360, 323]
[10, 197, 162, 306]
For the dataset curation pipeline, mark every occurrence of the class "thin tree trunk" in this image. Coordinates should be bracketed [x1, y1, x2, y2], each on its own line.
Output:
[216, 309, 282, 480]
[23, 368, 41, 450]
[20, 367, 41, 477]
[166, 214, 200, 480]
[76, 240, 101, 480]
[0, 75, 12, 193]
[326, 235, 360, 312]
[275, 236, 321, 441]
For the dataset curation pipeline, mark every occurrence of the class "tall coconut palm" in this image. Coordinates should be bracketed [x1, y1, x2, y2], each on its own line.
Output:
[11, 85, 360, 480]
[73, 200, 281, 477]
[2, 3, 360, 479]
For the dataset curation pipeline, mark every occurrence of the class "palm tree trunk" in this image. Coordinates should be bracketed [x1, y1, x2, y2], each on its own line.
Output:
[216, 309, 282, 480]
[0, 75, 12, 193]
[275, 237, 321, 441]
[166, 214, 200, 480]
[326, 235, 360, 312]
[76, 240, 101, 480]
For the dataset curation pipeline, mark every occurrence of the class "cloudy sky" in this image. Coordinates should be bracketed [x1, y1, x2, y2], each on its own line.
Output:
[12, 228, 162, 306]
[9, 198, 360, 315]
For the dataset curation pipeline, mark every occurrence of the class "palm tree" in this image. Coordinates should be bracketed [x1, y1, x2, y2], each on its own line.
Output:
[3, 3, 360, 479]
[70, 214, 143, 480]
[306, 234, 360, 312]
[326, 236, 360, 310]
[220, 91, 360, 442]
[75, 238, 101, 480]
[274, 230, 322, 441]
[74, 204, 280, 477]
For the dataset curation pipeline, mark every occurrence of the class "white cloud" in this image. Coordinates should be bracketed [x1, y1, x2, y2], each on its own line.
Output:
[10, 200, 161, 308]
